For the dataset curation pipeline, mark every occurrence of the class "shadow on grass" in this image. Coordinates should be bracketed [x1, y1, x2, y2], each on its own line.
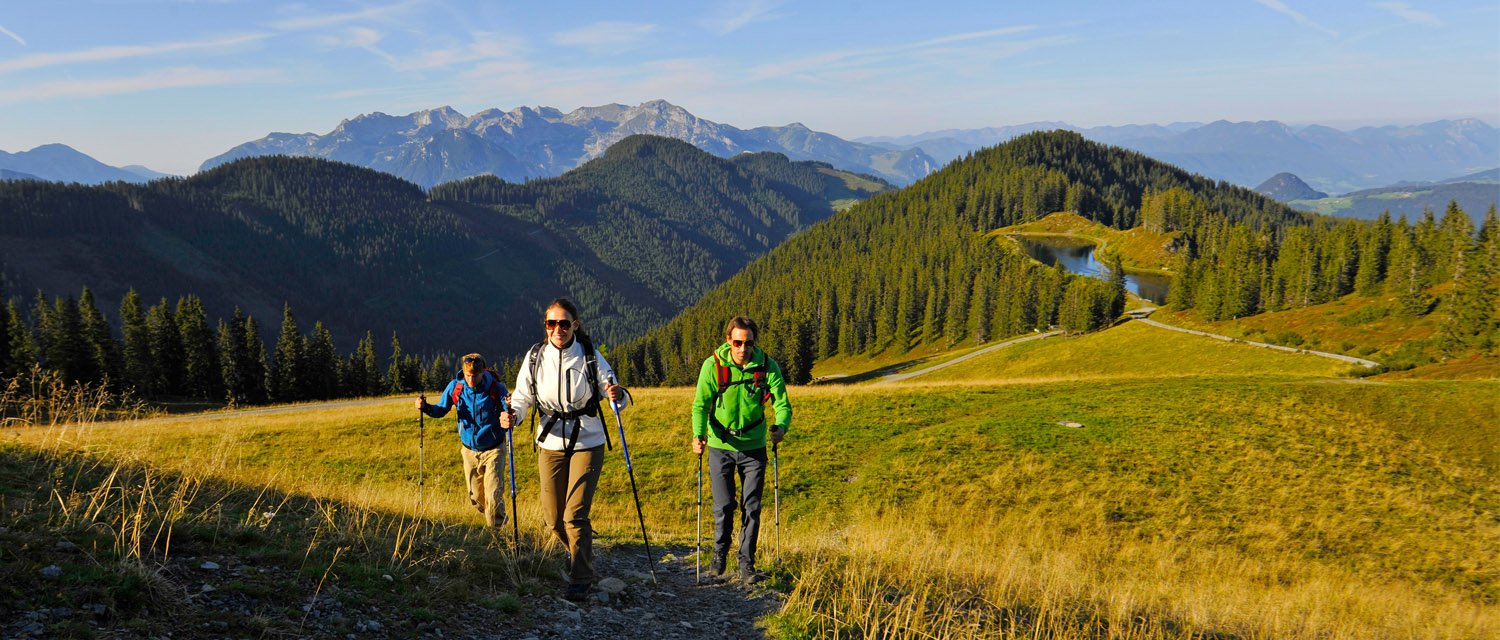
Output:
[0, 442, 559, 638]
[811, 354, 945, 385]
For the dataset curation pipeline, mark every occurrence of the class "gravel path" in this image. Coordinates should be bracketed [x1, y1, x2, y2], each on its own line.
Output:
[877, 331, 1064, 383]
[1133, 317, 1381, 368]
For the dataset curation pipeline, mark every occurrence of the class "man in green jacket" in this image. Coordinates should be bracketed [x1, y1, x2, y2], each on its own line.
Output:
[691, 316, 793, 583]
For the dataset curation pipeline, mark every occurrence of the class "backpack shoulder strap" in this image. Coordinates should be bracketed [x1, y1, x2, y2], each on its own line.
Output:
[451, 380, 465, 406]
[713, 353, 731, 390]
[579, 337, 603, 415]
[526, 342, 545, 400]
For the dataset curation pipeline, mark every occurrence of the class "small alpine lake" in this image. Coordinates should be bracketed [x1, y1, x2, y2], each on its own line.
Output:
[1014, 235, 1172, 304]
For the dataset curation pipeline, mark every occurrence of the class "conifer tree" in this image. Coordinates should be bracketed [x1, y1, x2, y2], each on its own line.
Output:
[177, 295, 222, 400]
[243, 315, 270, 404]
[1104, 250, 1127, 318]
[306, 322, 339, 400]
[78, 288, 124, 389]
[217, 318, 246, 406]
[0, 285, 9, 377]
[145, 298, 184, 396]
[3, 300, 35, 377]
[1058, 279, 1094, 333]
[1353, 211, 1392, 295]
[1438, 238, 1497, 353]
[1387, 224, 1432, 316]
[358, 331, 382, 396]
[1436, 201, 1475, 281]
[270, 303, 304, 402]
[118, 290, 153, 394]
[387, 332, 407, 394]
[424, 354, 451, 393]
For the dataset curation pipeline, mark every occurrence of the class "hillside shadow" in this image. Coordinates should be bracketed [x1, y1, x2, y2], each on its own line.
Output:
[2, 441, 782, 639]
[0, 443, 588, 638]
[812, 358, 928, 385]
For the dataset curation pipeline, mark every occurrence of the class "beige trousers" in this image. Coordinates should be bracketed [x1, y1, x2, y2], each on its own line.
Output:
[537, 445, 605, 585]
[461, 445, 507, 529]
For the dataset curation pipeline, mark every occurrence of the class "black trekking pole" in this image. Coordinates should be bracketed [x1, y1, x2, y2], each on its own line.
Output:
[696, 448, 703, 585]
[607, 375, 657, 584]
[418, 394, 426, 509]
[772, 437, 781, 564]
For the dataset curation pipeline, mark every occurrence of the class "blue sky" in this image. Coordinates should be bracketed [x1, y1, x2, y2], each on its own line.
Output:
[1, 0, 1496, 175]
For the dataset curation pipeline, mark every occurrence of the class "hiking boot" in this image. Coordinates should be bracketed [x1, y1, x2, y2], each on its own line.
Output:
[709, 553, 726, 576]
[738, 563, 759, 584]
[563, 583, 591, 602]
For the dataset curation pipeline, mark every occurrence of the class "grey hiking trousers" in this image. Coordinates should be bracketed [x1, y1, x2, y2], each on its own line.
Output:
[708, 447, 767, 568]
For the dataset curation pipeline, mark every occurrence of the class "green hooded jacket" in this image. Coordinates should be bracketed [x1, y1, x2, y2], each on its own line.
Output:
[692, 342, 793, 452]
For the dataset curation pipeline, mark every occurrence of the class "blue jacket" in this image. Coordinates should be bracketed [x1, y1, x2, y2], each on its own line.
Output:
[421, 371, 509, 451]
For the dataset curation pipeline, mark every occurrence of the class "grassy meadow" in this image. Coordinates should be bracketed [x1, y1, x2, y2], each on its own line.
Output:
[4, 322, 1498, 638]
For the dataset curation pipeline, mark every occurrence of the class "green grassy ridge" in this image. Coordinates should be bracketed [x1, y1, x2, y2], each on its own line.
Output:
[9, 318, 1498, 639]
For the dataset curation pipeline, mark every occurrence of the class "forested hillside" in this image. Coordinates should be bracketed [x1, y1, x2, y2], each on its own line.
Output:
[0, 136, 886, 366]
[614, 131, 1498, 385]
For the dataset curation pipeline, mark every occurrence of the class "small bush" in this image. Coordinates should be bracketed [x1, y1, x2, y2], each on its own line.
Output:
[1339, 304, 1391, 326]
[1268, 330, 1305, 347]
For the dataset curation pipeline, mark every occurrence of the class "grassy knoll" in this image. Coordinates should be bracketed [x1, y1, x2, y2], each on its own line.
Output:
[915, 321, 1356, 383]
[7, 360, 1498, 638]
[992, 211, 1180, 271]
[1149, 287, 1494, 375]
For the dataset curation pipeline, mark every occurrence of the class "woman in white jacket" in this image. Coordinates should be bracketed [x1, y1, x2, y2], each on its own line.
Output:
[503, 297, 627, 601]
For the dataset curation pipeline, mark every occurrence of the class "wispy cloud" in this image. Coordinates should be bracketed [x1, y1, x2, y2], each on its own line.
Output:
[749, 26, 1047, 81]
[1374, 2, 1443, 27]
[1255, 0, 1339, 37]
[0, 33, 268, 74]
[315, 27, 398, 66]
[551, 22, 658, 54]
[702, 1, 785, 35]
[397, 33, 525, 71]
[0, 67, 282, 105]
[0, 23, 25, 46]
[270, 0, 422, 31]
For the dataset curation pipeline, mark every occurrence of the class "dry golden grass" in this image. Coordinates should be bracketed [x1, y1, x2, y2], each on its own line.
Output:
[7, 329, 1497, 639]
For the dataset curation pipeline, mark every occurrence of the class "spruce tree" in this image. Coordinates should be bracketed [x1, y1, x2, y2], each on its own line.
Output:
[217, 319, 245, 406]
[145, 298, 184, 396]
[78, 288, 124, 389]
[118, 290, 153, 395]
[243, 315, 270, 404]
[0, 285, 9, 377]
[306, 322, 339, 400]
[359, 331, 382, 396]
[177, 295, 222, 401]
[1104, 250, 1127, 318]
[4, 300, 36, 377]
[1387, 224, 1432, 316]
[1353, 211, 1392, 296]
[386, 333, 406, 394]
[271, 303, 304, 402]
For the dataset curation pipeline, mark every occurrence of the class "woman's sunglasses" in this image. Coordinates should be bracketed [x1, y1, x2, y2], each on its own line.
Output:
[545, 319, 574, 330]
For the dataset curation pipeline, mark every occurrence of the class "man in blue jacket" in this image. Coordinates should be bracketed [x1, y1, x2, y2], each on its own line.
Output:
[415, 353, 510, 529]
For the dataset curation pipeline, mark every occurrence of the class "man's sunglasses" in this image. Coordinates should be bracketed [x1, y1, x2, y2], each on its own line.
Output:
[544, 319, 574, 330]
[462, 356, 481, 364]
[731, 339, 755, 348]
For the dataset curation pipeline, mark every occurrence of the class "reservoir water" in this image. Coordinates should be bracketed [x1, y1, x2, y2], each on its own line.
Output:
[1014, 236, 1172, 304]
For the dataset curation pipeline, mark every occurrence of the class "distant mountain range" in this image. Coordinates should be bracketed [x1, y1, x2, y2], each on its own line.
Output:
[860, 119, 1499, 194]
[0, 136, 889, 355]
[0, 144, 169, 184]
[201, 100, 939, 188]
[1281, 168, 1498, 224]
